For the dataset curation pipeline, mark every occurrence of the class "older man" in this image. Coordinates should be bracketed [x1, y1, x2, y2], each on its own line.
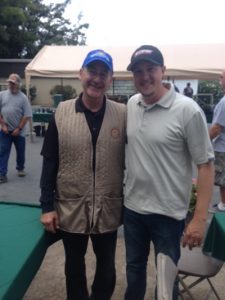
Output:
[0, 73, 32, 183]
[40, 49, 126, 300]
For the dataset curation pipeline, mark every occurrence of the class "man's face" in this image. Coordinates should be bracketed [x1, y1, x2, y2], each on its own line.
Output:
[7, 75, 20, 94]
[219, 70, 225, 90]
[79, 61, 113, 100]
[8, 82, 20, 94]
[132, 61, 165, 102]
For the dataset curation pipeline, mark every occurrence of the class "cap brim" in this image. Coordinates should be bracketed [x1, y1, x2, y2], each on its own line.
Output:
[84, 58, 113, 72]
[7, 79, 18, 84]
[127, 57, 161, 71]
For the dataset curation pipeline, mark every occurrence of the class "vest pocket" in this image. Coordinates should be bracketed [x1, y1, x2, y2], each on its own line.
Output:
[55, 195, 91, 233]
[96, 196, 123, 232]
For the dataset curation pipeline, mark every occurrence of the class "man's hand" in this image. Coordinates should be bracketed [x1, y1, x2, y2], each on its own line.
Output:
[40, 211, 60, 233]
[11, 128, 21, 136]
[1, 124, 9, 134]
[181, 217, 206, 250]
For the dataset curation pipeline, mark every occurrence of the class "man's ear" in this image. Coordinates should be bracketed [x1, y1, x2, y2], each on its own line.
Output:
[79, 68, 84, 79]
[109, 74, 113, 85]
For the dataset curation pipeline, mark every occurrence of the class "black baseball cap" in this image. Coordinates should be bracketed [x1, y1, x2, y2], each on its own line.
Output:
[127, 45, 164, 71]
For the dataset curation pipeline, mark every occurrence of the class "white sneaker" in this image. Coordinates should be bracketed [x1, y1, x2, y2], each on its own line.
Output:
[208, 202, 225, 213]
[17, 170, 26, 177]
[218, 202, 225, 211]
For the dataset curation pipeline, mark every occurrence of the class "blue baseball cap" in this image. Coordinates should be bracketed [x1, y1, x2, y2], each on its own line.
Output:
[82, 49, 113, 72]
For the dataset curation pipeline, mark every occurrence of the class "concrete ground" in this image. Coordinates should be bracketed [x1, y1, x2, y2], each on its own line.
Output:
[1, 136, 225, 300]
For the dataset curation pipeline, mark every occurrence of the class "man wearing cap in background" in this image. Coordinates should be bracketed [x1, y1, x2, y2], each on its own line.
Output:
[0, 73, 32, 183]
[39, 49, 126, 300]
[123, 45, 214, 300]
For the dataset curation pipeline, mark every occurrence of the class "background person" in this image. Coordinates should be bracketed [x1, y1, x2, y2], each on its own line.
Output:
[123, 45, 214, 300]
[209, 69, 225, 211]
[0, 73, 32, 183]
[183, 82, 194, 98]
[39, 49, 126, 300]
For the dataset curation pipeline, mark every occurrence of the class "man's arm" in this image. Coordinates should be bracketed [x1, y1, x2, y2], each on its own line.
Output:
[18, 116, 31, 129]
[0, 114, 8, 133]
[39, 114, 60, 233]
[182, 161, 214, 249]
[209, 123, 222, 140]
[0, 114, 5, 126]
[12, 116, 31, 136]
[40, 157, 59, 233]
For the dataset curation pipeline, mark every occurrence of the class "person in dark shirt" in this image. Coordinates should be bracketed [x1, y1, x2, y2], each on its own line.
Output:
[183, 82, 194, 98]
[39, 49, 126, 300]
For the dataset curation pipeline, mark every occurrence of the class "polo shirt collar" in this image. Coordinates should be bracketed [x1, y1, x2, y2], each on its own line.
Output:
[75, 93, 106, 113]
[138, 83, 176, 110]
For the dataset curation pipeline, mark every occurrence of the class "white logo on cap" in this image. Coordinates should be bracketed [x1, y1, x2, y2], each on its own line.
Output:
[90, 51, 110, 62]
[134, 49, 153, 57]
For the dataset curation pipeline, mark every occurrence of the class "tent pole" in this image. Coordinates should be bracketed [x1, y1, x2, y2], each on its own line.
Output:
[25, 72, 34, 142]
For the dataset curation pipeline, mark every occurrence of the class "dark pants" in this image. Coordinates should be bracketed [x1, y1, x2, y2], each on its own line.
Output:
[124, 207, 185, 300]
[0, 131, 25, 176]
[61, 230, 117, 300]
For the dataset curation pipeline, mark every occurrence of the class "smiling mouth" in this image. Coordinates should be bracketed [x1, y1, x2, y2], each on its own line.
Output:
[89, 84, 102, 90]
[141, 81, 153, 88]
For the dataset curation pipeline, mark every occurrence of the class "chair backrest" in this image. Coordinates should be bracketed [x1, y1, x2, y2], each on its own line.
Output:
[157, 253, 178, 300]
[178, 217, 223, 277]
[178, 246, 223, 277]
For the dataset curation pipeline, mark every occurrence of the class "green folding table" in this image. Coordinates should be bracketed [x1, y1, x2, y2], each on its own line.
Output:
[32, 113, 53, 123]
[0, 202, 60, 300]
[203, 212, 225, 261]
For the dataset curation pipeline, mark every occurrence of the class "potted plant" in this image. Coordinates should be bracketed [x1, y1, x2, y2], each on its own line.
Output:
[186, 178, 197, 224]
[21, 85, 37, 102]
[189, 178, 197, 215]
[50, 84, 77, 106]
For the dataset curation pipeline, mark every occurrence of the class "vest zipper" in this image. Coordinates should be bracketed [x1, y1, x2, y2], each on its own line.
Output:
[90, 146, 95, 233]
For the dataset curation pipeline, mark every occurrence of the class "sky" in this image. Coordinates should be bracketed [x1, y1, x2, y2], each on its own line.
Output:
[44, 0, 225, 46]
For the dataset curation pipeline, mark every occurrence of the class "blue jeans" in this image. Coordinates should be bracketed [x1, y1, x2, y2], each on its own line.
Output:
[0, 131, 25, 176]
[61, 230, 117, 300]
[124, 207, 185, 300]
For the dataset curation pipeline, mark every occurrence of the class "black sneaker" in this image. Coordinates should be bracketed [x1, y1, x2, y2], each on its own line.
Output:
[0, 175, 8, 183]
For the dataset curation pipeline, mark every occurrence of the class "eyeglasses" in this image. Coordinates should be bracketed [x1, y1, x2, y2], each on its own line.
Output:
[86, 67, 110, 80]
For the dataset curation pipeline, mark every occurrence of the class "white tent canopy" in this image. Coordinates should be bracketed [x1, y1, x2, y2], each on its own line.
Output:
[25, 44, 225, 90]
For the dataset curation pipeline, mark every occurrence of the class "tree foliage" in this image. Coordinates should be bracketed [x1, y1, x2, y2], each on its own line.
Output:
[198, 80, 223, 104]
[0, 0, 89, 58]
[50, 84, 77, 101]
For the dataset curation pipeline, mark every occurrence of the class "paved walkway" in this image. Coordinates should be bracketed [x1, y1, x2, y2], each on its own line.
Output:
[1, 136, 225, 299]
[0, 136, 42, 205]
